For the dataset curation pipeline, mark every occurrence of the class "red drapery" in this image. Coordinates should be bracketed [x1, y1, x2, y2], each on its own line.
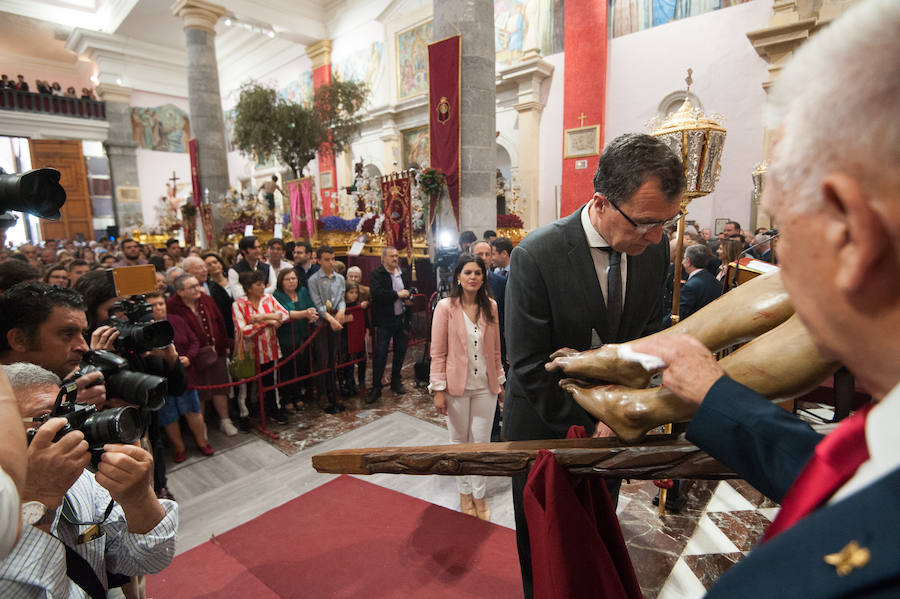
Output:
[428, 35, 461, 230]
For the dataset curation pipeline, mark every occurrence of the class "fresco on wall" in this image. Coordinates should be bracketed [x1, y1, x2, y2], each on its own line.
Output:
[401, 125, 430, 169]
[334, 41, 385, 94]
[495, 0, 565, 66]
[609, 0, 753, 38]
[279, 71, 314, 105]
[396, 20, 432, 101]
[131, 104, 191, 153]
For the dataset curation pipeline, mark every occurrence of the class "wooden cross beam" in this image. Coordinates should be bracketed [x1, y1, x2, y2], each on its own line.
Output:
[169, 170, 179, 188]
[312, 434, 737, 480]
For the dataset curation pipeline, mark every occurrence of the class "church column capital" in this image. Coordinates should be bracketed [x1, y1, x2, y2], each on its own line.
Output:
[95, 83, 132, 104]
[170, 0, 226, 34]
[498, 49, 554, 110]
[306, 40, 333, 70]
[514, 100, 544, 114]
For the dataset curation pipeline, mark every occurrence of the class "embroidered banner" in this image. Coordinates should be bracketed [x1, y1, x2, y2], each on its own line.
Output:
[300, 178, 315, 239]
[379, 172, 413, 252]
[428, 35, 461, 230]
[288, 179, 302, 239]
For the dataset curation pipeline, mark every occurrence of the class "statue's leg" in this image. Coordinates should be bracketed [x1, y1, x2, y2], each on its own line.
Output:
[561, 314, 839, 443]
[547, 270, 794, 387]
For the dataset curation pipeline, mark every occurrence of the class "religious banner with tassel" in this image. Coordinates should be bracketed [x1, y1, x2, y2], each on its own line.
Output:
[428, 34, 461, 230]
[379, 171, 416, 280]
[186, 139, 202, 246]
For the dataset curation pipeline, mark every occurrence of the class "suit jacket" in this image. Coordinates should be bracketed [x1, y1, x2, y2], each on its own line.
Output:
[293, 262, 320, 289]
[689, 377, 900, 597]
[369, 264, 412, 328]
[679, 269, 722, 321]
[488, 271, 507, 367]
[429, 297, 504, 395]
[502, 207, 669, 441]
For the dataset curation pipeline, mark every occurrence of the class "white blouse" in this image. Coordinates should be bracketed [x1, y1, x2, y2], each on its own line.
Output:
[464, 312, 489, 391]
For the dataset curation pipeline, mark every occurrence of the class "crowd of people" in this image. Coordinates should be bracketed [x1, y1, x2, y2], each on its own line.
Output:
[0, 73, 95, 99]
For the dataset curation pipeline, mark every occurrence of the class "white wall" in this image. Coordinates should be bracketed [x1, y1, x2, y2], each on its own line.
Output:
[604, 0, 772, 231]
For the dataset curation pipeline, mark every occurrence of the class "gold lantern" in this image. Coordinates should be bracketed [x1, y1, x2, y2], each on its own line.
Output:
[649, 69, 727, 323]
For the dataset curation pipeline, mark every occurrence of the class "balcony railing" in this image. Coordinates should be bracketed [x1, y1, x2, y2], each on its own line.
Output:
[0, 88, 106, 120]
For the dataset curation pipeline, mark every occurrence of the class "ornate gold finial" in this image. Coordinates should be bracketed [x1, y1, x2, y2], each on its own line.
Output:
[824, 541, 871, 576]
[685, 68, 693, 93]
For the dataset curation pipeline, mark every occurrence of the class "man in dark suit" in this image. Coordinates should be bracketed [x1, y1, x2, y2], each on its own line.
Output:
[292, 240, 319, 289]
[366, 246, 413, 403]
[634, 2, 900, 595]
[503, 132, 685, 598]
[678, 243, 721, 321]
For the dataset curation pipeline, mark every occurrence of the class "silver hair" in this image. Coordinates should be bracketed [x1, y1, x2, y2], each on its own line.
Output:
[2, 363, 61, 389]
[346, 266, 362, 276]
[182, 255, 204, 271]
[765, 0, 900, 213]
[166, 267, 184, 283]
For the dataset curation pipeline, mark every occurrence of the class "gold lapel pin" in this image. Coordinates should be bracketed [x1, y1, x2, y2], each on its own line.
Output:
[824, 541, 870, 576]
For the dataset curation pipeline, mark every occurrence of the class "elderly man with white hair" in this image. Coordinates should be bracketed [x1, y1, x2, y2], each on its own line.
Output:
[630, 0, 900, 595]
[0, 363, 176, 598]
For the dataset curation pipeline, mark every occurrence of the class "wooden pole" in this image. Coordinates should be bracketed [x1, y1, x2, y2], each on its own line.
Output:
[312, 434, 737, 480]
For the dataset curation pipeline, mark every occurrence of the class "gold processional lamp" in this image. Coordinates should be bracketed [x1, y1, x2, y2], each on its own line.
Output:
[649, 68, 727, 325]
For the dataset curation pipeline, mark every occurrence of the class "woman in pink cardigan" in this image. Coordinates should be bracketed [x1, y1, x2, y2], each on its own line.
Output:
[430, 254, 505, 521]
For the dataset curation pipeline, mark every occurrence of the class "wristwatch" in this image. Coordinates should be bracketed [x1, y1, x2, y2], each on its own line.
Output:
[22, 501, 55, 527]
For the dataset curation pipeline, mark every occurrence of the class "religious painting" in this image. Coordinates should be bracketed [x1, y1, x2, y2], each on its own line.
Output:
[279, 71, 314, 106]
[130, 104, 191, 153]
[334, 41, 385, 94]
[714, 218, 729, 235]
[495, 0, 565, 66]
[396, 20, 433, 101]
[320, 170, 334, 190]
[223, 108, 237, 152]
[609, 0, 754, 38]
[564, 125, 601, 159]
[401, 125, 430, 169]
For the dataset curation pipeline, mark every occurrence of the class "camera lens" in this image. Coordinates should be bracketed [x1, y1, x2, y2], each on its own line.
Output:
[81, 406, 143, 446]
[115, 320, 174, 353]
[105, 371, 167, 411]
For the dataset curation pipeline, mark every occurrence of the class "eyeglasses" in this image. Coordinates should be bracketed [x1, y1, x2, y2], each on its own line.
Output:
[606, 197, 682, 234]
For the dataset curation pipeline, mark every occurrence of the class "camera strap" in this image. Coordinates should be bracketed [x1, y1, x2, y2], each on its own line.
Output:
[64, 543, 107, 599]
[61, 495, 115, 527]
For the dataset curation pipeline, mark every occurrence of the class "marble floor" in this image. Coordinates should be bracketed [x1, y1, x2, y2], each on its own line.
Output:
[160, 360, 834, 597]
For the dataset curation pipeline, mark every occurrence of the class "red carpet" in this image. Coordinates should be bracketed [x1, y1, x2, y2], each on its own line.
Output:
[148, 476, 522, 598]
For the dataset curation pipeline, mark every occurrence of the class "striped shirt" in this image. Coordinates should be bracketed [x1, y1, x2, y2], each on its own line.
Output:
[0, 469, 177, 599]
[233, 294, 289, 364]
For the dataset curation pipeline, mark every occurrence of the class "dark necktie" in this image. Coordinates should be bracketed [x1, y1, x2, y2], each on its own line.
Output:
[761, 403, 874, 542]
[604, 248, 622, 341]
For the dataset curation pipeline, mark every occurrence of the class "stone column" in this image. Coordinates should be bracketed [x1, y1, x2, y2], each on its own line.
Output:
[171, 0, 229, 235]
[433, 0, 496, 237]
[96, 83, 142, 231]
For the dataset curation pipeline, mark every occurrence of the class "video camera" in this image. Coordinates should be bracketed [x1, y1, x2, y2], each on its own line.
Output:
[26, 350, 166, 451]
[105, 265, 174, 356]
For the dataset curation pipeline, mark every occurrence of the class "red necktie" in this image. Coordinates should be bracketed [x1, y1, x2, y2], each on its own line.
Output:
[762, 403, 874, 542]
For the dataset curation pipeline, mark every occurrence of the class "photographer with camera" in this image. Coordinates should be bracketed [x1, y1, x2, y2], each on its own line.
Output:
[0, 283, 108, 409]
[73, 270, 186, 501]
[0, 362, 176, 598]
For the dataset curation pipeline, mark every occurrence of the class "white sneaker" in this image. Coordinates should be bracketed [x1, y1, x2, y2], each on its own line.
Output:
[219, 418, 238, 437]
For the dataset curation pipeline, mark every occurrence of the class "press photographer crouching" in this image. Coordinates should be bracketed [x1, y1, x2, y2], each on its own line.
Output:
[0, 362, 176, 598]
[73, 270, 187, 501]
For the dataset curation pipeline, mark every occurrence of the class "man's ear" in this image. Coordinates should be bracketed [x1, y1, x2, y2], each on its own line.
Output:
[6, 328, 31, 353]
[824, 173, 890, 293]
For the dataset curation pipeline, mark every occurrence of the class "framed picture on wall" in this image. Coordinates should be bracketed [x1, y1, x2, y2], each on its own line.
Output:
[396, 19, 433, 101]
[401, 125, 430, 169]
[320, 171, 334, 190]
[715, 218, 729, 235]
[563, 125, 600, 159]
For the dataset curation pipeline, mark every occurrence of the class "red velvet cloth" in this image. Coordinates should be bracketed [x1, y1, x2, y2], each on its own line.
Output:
[523, 426, 642, 599]
[762, 403, 873, 542]
[344, 304, 366, 354]
[427, 35, 461, 229]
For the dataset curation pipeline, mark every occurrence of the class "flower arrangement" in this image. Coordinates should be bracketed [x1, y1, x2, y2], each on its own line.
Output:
[497, 213, 524, 229]
[418, 167, 446, 196]
[357, 212, 385, 235]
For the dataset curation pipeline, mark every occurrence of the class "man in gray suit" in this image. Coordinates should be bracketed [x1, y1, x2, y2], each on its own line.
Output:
[502, 133, 684, 598]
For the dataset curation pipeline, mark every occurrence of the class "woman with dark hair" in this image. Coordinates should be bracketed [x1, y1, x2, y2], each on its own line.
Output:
[716, 238, 745, 283]
[233, 270, 290, 426]
[428, 254, 504, 521]
[202, 252, 231, 295]
[42, 263, 70, 288]
[273, 268, 319, 410]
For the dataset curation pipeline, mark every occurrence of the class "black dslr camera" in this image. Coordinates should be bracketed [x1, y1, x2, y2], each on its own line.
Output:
[77, 349, 167, 411]
[103, 266, 174, 357]
[0, 167, 67, 220]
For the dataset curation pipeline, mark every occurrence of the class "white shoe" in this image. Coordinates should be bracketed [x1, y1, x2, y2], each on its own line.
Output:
[219, 418, 238, 437]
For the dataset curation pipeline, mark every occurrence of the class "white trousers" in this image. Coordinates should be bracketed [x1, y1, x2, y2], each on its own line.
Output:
[445, 386, 497, 498]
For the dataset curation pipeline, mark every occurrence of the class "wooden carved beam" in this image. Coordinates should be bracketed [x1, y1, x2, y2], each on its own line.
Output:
[312, 434, 737, 480]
